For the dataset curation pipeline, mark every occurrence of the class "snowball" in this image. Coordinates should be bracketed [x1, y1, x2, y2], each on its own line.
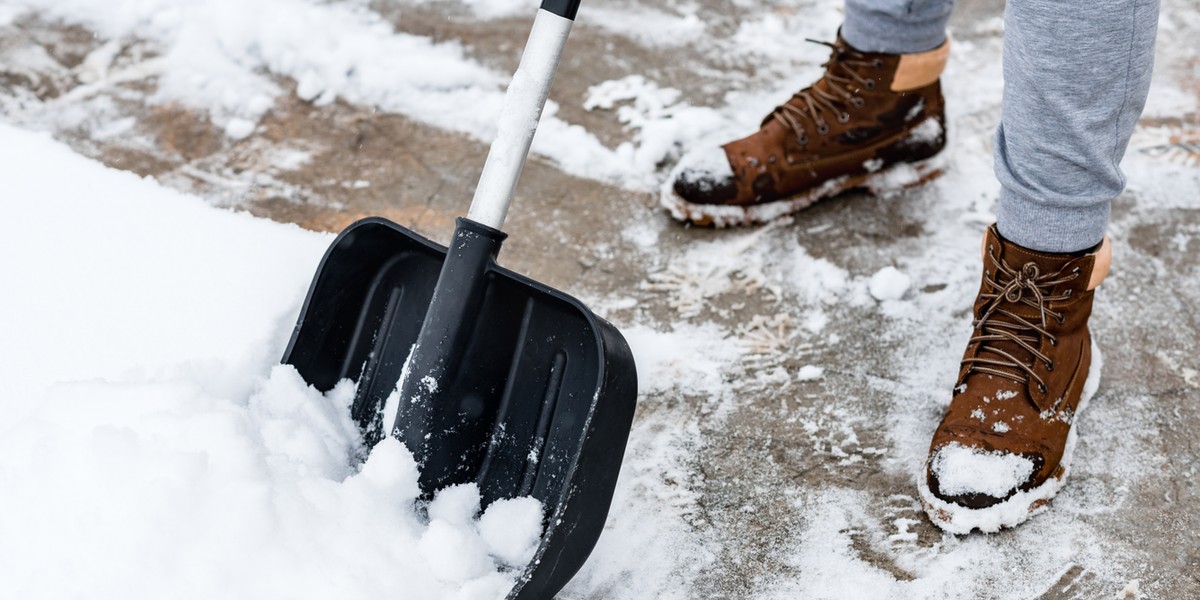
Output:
[868, 266, 911, 301]
[419, 519, 495, 582]
[428, 483, 481, 525]
[797, 365, 824, 381]
[931, 442, 1035, 498]
[478, 497, 544, 568]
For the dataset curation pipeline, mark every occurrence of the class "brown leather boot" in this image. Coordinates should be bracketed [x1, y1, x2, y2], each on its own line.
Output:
[919, 225, 1112, 534]
[661, 36, 950, 227]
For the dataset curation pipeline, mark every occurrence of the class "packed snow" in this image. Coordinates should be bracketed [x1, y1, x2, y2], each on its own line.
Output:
[868, 266, 912, 301]
[668, 145, 735, 193]
[929, 442, 1036, 498]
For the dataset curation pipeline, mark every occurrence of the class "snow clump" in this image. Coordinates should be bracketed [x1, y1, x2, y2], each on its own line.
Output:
[930, 442, 1035, 498]
[668, 146, 734, 193]
[868, 266, 911, 301]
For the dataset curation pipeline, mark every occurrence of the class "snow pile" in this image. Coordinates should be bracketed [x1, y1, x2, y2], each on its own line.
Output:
[929, 442, 1035, 498]
[0, 124, 543, 599]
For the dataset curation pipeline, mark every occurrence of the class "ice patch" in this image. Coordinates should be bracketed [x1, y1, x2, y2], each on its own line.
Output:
[930, 442, 1035, 498]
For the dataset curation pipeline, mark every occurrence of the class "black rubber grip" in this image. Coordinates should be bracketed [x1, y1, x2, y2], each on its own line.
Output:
[540, 0, 580, 20]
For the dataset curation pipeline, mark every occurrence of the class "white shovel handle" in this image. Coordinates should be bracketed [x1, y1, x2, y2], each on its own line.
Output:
[466, 7, 575, 230]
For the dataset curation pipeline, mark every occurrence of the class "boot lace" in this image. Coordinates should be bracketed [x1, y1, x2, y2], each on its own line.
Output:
[961, 246, 1081, 394]
[767, 40, 879, 144]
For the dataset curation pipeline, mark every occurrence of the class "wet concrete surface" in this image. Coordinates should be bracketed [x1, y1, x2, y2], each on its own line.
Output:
[2, 2, 1198, 597]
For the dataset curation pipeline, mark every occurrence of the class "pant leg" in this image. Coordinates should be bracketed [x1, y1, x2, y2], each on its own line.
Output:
[842, 0, 955, 54]
[994, 0, 1160, 253]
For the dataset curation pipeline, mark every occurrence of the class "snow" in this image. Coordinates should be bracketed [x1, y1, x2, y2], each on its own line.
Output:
[930, 442, 1035, 498]
[478, 497, 545, 568]
[0, 124, 542, 600]
[3, 0, 1198, 595]
[668, 145, 734, 193]
[797, 365, 825, 381]
[223, 117, 256, 139]
[869, 266, 912, 301]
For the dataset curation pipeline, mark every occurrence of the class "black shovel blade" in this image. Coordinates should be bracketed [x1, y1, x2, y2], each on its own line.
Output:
[282, 217, 637, 599]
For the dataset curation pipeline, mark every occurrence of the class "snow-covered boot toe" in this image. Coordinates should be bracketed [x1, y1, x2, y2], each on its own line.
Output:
[662, 35, 950, 227]
[919, 225, 1111, 534]
[670, 146, 738, 205]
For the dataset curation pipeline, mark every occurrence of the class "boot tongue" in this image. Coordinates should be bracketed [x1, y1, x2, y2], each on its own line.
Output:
[968, 228, 1066, 391]
[987, 226, 1092, 319]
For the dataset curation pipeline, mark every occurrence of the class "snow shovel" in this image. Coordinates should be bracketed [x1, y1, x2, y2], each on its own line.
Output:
[281, 0, 637, 597]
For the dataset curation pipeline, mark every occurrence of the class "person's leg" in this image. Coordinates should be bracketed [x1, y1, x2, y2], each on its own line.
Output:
[994, 0, 1160, 253]
[921, 0, 1159, 533]
[843, 0, 955, 54]
[661, 0, 954, 227]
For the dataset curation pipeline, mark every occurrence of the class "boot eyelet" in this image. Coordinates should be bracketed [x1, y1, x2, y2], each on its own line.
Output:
[837, 112, 850, 123]
[796, 136, 808, 146]
[864, 80, 876, 90]
[1046, 361, 1054, 372]
[851, 97, 865, 108]
[1064, 289, 1073, 297]
[1049, 337, 1058, 347]
[873, 59, 885, 69]
[1057, 315, 1065, 324]
[1037, 383, 1047, 393]
[817, 123, 829, 135]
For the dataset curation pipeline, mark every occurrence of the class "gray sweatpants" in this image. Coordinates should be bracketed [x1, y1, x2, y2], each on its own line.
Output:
[843, 0, 1160, 253]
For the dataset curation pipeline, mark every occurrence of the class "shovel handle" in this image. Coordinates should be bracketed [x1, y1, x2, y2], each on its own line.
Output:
[466, 1, 580, 230]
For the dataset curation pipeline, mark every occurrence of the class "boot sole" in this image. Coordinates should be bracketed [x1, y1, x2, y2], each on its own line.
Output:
[917, 339, 1103, 535]
[659, 142, 946, 228]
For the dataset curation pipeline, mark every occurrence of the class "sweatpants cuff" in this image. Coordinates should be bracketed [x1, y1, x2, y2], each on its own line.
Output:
[996, 188, 1110, 253]
[842, 7, 947, 54]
